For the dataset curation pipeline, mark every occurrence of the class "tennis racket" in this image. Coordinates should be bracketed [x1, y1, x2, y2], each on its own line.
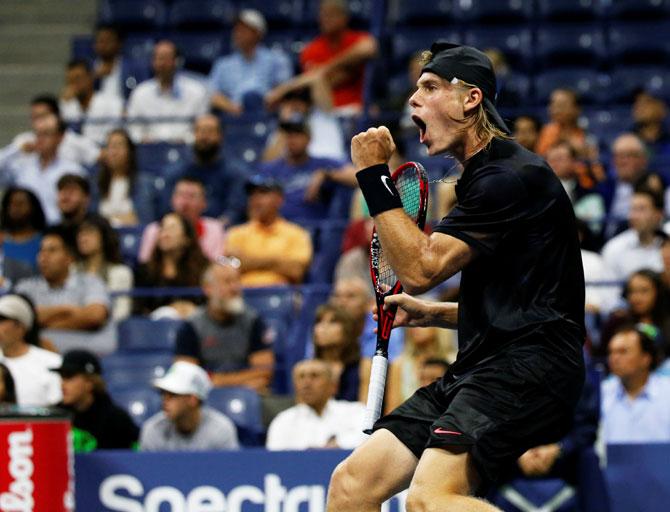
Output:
[363, 161, 429, 432]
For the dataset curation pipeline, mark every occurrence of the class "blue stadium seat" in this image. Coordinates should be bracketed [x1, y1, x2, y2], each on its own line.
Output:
[603, 0, 670, 20]
[109, 387, 161, 426]
[609, 21, 670, 65]
[536, 0, 599, 21]
[535, 24, 606, 68]
[301, 0, 372, 27]
[98, 0, 167, 30]
[609, 66, 670, 104]
[306, 220, 349, 284]
[168, 0, 235, 30]
[463, 26, 533, 70]
[388, 0, 452, 25]
[171, 32, 225, 74]
[102, 352, 173, 390]
[207, 387, 265, 446]
[534, 68, 611, 106]
[581, 107, 632, 149]
[241, 0, 300, 27]
[221, 117, 272, 166]
[392, 27, 461, 70]
[497, 72, 532, 108]
[264, 29, 314, 63]
[452, 0, 533, 23]
[122, 36, 156, 63]
[136, 143, 191, 175]
[117, 317, 187, 353]
[71, 36, 95, 61]
[115, 225, 145, 266]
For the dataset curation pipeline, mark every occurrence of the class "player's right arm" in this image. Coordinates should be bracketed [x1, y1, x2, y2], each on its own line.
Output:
[374, 293, 458, 330]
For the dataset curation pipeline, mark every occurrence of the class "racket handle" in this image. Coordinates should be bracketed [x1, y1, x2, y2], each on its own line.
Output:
[363, 354, 389, 432]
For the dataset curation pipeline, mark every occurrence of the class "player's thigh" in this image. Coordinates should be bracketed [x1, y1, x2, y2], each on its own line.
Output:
[408, 446, 481, 499]
[329, 428, 418, 501]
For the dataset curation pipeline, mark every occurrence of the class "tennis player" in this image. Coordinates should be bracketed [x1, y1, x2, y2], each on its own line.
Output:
[327, 42, 586, 512]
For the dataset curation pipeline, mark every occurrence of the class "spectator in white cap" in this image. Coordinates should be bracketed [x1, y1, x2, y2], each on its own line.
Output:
[139, 361, 239, 451]
[0, 293, 62, 406]
[208, 9, 292, 115]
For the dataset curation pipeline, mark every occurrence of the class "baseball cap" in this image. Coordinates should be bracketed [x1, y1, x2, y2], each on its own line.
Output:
[237, 9, 267, 36]
[421, 41, 510, 134]
[0, 295, 34, 330]
[245, 174, 283, 194]
[51, 350, 102, 377]
[153, 361, 211, 400]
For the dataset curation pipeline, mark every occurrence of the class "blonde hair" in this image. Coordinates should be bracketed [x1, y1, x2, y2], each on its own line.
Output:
[419, 50, 512, 144]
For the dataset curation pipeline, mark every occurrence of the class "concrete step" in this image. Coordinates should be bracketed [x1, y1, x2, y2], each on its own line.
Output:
[0, 1, 95, 24]
[0, 24, 84, 64]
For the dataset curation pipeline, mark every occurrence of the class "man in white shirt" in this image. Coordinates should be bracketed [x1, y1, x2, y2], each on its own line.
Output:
[126, 40, 209, 144]
[0, 114, 86, 224]
[266, 359, 366, 450]
[602, 187, 666, 283]
[60, 59, 123, 145]
[140, 361, 239, 451]
[0, 294, 62, 406]
[0, 95, 100, 168]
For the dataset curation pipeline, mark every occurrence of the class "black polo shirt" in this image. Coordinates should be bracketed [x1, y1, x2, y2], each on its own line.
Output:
[433, 137, 585, 383]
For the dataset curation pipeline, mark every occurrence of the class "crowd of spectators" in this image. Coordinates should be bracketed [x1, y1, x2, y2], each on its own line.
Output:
[1, 3, 670, 507]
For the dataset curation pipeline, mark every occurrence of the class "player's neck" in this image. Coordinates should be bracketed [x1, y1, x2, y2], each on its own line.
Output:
[455, 131, 492, 165]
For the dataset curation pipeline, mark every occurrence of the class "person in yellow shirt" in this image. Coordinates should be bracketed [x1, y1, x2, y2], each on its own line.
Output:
[224, 177, 313, 287]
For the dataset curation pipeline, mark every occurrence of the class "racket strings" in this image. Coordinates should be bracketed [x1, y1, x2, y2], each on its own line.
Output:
[375, 167, 423, 290]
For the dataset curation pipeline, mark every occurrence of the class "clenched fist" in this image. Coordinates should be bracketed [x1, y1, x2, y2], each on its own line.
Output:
[351, 126, 396, 171]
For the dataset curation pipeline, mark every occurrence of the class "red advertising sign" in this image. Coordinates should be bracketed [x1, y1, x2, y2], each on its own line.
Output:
[0, 418, 74, 512]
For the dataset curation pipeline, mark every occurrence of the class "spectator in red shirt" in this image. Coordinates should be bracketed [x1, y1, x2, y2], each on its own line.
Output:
[270, 0, 377, 114]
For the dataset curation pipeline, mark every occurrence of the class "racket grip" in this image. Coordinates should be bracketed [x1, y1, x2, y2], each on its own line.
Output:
[363, 354, 389, 432]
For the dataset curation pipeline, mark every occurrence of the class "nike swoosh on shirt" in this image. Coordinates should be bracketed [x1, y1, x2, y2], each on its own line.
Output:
[433, 428, 463, 436]
[381, 175, 394, 195]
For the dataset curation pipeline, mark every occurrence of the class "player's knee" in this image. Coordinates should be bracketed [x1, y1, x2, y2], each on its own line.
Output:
[327, 459, 379, 510]
[406, 481, 464, 512]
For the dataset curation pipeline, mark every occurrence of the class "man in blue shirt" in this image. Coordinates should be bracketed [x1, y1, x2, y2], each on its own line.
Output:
[602, 324, 670, 443]
[257, 114, 356, 223]
[163, 114, 246, 225]
[208, 10, 292, 115]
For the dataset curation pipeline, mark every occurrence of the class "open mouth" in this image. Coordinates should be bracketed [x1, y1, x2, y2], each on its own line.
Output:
[412, 115, 427, 142]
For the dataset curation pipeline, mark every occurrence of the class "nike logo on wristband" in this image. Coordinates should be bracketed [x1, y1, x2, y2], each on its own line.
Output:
[433, 428, 463, 436]
[381, 175, 394, 195]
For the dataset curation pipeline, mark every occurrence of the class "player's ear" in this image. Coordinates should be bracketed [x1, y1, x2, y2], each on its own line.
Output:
[463, 87, 483, 114]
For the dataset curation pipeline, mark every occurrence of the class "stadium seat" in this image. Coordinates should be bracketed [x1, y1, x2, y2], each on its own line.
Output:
[392, 27, 461, 70]
[122, 36, 156, 63]
[136, 143, 191, 175]
[71, 36, 95, 61]
[221, 117, 272, 165]
[534, 68, 611, 106]
[306, 219, 349, 284]
[117, 317, 187, 353]
[608, 21, 670, 65]
[387, 0, 452, 25]
[171, 32, 225, 74]
[602, 0, 670, 20]
[102, 351, 173, 374]
[167, 0, 235, 30]
[240, 0, 300, 28]
[103, 362, 171, 390]
[98, 0, 167, 31]
[609, 66, 670, 104]
[115, 225, 145, 266]
[463, 26, 533, 71]
[109, 387, 161, 426]
[536, 0, 599, 21]
[497, 72, 532, 108]
[207, 387, 265, 446]
[452, 0, 533, 24]
[581, 107, 632, 148]
[535, 24, 606, 68]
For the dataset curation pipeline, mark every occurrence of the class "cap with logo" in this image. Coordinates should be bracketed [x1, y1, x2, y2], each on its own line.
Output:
[421, 41, 510, 134]
[51, 350, 102, 377]
[0, 294, 34, 330]
[153, 361, 212, 400]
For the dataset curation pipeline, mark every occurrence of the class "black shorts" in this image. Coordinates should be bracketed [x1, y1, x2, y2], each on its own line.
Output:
[373, 351, 584, 493]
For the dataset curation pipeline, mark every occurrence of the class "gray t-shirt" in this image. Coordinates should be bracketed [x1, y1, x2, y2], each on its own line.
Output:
[15, 271, 115, 355]
[139, 406, 239, 451]
[176, 306, 271, 372]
